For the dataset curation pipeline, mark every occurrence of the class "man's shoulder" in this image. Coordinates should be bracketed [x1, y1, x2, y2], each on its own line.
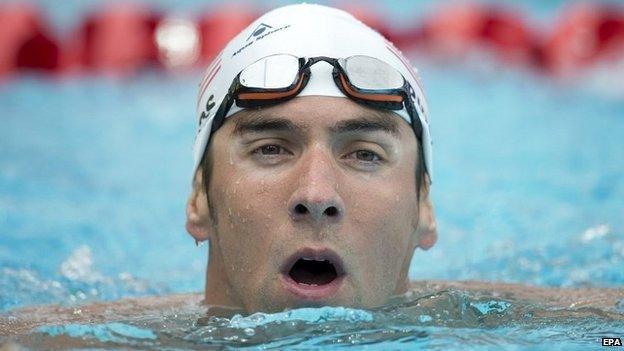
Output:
[1, 293, 204, 337]
[409, 280, 624, 312]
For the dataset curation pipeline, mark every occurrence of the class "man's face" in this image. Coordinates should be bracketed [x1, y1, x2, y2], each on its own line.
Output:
[187, 96, 436, 313]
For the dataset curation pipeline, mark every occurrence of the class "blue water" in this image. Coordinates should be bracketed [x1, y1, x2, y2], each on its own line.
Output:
[2, 64, 623, 311]
[0, 74, 202, 308]
[1, 63, 623, 348]
[1, 0, 624, 348]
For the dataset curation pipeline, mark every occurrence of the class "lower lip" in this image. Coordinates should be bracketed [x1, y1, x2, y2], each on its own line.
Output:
[280, 273, 345, 300]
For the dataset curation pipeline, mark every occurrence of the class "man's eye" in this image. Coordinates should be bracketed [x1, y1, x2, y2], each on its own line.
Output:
[253, 144, 288, 156]
[347, 150, 382, 163]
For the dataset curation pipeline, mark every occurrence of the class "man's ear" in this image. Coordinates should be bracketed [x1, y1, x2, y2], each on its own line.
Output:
[415, 185, 437, 250]
[186, 169, 213, 242]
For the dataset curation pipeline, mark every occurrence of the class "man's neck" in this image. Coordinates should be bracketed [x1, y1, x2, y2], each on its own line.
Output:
[203, 244, 244, 310]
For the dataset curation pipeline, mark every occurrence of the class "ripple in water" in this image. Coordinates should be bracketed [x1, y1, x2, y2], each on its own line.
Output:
[6, 289, 623, 350]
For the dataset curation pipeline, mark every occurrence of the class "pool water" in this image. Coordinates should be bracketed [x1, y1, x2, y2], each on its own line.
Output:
[2, 0, 624, 338]
[6, 288, 624, 349]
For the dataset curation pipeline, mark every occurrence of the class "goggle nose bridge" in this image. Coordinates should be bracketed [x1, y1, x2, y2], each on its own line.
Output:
[301, 56, 341, 69]
[299, 56, 346, 89]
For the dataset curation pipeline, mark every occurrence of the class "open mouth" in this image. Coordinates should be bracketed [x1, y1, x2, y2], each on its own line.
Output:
[280, 248, 345, 300]
[289, 258, 338, 285]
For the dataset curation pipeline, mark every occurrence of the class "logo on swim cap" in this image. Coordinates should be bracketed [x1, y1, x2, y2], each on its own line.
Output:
[233, 23, 291, 57]
[199, 94, 215, 127]
[247, 23, 273, 41]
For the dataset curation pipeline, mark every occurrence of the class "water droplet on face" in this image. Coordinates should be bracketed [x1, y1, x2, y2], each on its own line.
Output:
[244, 327, 255, 336]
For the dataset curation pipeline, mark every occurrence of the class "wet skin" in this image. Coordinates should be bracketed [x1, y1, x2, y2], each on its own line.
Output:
[186, 96, 438, 313]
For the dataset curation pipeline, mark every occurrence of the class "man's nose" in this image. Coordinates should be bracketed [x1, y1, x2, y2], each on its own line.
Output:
[287, 146, 345, 223]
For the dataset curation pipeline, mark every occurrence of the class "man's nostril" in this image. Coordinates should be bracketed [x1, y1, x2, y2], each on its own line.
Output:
[294, 204, 308, 215]
[324, 206, 338, 217]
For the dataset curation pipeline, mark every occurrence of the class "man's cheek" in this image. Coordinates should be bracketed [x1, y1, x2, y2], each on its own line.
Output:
[222, 212, 276, 274]
[363, 212, 407, 275]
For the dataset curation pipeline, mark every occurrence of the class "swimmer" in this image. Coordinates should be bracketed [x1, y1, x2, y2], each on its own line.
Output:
[185, 3, 435, 313]
[1, 4, 622, 338]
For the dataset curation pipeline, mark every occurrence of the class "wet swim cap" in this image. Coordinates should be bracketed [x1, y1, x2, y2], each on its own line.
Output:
[194, 3, 432, 180]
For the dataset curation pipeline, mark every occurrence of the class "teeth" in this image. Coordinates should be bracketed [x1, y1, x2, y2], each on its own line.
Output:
[300, 257, 332, 263]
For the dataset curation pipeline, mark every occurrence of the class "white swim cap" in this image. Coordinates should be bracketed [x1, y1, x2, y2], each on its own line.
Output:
[194, 3, 432, 181]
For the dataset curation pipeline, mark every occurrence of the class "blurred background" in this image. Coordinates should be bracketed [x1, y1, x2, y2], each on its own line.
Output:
[1, 0, 623, 312]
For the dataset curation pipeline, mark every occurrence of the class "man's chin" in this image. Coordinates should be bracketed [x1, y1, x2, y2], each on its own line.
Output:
[244, 281, 367, 314]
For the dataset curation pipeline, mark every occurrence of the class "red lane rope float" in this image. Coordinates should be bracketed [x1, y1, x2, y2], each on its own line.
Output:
[154, 16, 201, 69]
[65, 3, 162, 74]
[197, 5, 257, 63]
[419, 2, 536, 65]
[0, 3, 60, 77]
[337, 4, 391, 39]
[542, 2, 624, 76]
[383, 24, 426, 53]
[2, 3, 623, 78]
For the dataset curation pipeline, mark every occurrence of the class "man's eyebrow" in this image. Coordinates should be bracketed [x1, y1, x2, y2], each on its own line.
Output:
[330, 112, 401, 137]
[232, 113, 304, 136]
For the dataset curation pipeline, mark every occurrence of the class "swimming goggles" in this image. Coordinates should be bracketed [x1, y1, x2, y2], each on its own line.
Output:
[209, 54, 423, 140]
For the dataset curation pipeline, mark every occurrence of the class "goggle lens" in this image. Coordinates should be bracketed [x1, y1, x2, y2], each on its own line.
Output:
[339, 55, 404, 90]
[239, 54, 300, 89]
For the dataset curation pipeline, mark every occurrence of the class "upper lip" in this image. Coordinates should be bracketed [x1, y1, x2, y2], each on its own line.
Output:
[281, 246, 346, 277]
